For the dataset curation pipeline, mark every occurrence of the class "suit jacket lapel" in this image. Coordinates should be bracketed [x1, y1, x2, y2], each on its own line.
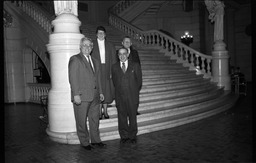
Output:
[79, 53, 94, 75]
[105, 41, 109, 66]
[93, 41, 101, 62]
[126, 60, 133, 73]
[91, 57, 97, 73]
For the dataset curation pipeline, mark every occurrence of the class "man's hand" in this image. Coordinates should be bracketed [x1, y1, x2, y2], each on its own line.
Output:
[100, 94, 104, 102]
[74, 95, 81, 105]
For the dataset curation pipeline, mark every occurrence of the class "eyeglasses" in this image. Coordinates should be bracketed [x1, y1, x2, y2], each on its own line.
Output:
[81, 44, 93, 49]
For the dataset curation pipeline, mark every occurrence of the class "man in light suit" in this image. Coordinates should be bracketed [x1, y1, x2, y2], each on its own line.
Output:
[68, 37, 106, 150]
[111, 47, 142, 144]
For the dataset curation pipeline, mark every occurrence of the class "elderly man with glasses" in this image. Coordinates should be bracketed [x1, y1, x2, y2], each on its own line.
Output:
[68, 37, 106, 151]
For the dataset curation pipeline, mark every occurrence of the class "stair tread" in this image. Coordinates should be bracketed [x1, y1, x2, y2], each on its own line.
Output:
[99, 92, 236, 132]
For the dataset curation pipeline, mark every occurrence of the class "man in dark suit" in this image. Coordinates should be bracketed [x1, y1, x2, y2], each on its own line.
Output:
[121, 36, 141, 115]
[68, 37, 106, 150]
[111, 47, 142, 144]
[122, 36, 141, 66]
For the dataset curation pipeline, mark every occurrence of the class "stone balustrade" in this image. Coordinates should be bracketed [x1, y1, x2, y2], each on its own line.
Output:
[27, 83, 51, 103]
[108, 12, 213, 79]
[15, 1, 53, 34]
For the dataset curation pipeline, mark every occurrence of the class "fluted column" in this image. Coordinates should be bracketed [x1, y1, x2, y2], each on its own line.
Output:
[46, 13, 83, 144]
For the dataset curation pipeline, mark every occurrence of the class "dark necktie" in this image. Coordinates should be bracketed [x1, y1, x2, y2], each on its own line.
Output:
[122, 62, 126, 73]
[87, 56, 94, 73]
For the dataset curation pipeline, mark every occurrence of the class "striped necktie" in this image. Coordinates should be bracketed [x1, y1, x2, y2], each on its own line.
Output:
[87, 56, 94, 73]
[121, 62, 126, 73]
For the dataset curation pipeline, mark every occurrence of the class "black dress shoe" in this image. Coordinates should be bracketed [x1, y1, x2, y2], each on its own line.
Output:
[104, 114, 109, 119]
[99, 113, 103, 120]
[91, 142, 107, 148]
[83, 145, 93, 150]
[120, 138, 129, 144]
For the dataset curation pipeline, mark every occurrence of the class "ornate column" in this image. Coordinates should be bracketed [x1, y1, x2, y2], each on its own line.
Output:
[205, 0, 230, 90]
[46, 1, 83, 144]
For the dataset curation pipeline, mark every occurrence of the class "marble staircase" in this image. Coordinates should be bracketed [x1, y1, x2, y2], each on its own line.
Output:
[80, 24, 238, 141]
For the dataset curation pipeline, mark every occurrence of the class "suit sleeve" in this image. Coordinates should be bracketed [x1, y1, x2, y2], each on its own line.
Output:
[111, 65, 116, 87]
[111, 43, 118, 64]
[133, 50, 141, 66]
[68, 56, 81, 96]
[97, 61, 103, 94]
[135, 63, 142, 91]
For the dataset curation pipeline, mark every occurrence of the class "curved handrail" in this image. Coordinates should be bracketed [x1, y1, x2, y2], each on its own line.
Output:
[108, 3, 212, 78]
[110, 0, 137, 15]
[20, 1, 53, 34]
[5, 1, 53, 76]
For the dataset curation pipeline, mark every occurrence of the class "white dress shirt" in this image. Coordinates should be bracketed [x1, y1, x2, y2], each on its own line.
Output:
[97, 39, 105, 64]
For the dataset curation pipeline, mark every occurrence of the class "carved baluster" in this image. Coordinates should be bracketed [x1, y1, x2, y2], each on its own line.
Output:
[191, 53, 195, 66]
[152, 33, 155, 45]
[195, 55, 199, 69]
[175, 44, 179, 57]
[31, 86, 34, 101]
[201, 57, 206, 73]
[149, 33, 152, 45]
[165, 37, 168, 51]
[169, 41, 174, 55]
[207, 58, 211, 76]
[155, 34, 159, 47]
[184, 49, 189, 63]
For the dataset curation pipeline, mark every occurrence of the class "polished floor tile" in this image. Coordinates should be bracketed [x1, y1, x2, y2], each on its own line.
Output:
[5, 83, 253, 163]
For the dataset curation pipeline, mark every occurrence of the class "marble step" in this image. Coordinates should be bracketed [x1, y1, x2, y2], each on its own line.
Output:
[142, 75, 202, 83]
[140, 60, 174, 64]
[98, 88, 224, 129]
[141, 64, 187, 69]
[99, 92, 237, 141]
[142, 72, 201, 80]
[105, 87, 222, 117]
[142, 68, 192, 73]
[142, 76, 205, 86]
[138, 53, 166, 57]
[139, 84, 217, 101]
[141, 79, 211, 94]
[142, 67, 189, 72]
[142, 76, 209, 87]
[142, 69, 195, 76]
[140, 56, 173, 61]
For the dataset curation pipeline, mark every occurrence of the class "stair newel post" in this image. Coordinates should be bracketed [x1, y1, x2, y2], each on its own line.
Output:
[205, 0, 231, 90]
[46, 1, 84, 144]
[211, 41, 230, 90]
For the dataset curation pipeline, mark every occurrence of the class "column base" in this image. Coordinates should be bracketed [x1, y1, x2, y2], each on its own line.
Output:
[213, 40, 226, 51]
[46, 127, 80, 144]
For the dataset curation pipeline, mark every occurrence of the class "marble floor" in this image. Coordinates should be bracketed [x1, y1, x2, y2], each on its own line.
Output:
[5, 83, 254, 163]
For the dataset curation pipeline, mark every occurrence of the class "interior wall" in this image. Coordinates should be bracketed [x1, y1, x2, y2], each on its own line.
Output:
[132, 1, 202, 52]
[233, 4, 251, 81]
[78, 1, 116, 24]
